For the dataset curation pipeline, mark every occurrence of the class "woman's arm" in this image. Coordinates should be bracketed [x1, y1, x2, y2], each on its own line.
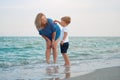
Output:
[52, 32, 56, 41]
[47, 19, 57, 46]
[52, 32, 56, 47]
[42, 35, 50, 42]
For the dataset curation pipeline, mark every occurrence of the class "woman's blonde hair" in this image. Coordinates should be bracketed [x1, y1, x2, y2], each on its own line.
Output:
[35, 13, 44, 30]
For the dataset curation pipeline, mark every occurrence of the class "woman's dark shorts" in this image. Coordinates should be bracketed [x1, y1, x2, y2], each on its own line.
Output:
[60, 42, 69, 53]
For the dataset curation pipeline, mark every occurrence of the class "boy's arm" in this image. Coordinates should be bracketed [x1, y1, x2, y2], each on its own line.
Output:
[54, 20, 62, 26]
[61, 32, 68, 45]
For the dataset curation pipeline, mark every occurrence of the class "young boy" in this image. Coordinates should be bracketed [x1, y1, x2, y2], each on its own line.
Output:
[54, 16, 71, 66]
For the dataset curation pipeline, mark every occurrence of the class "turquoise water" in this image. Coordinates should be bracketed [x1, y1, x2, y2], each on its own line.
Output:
[0, 37, 120, 80]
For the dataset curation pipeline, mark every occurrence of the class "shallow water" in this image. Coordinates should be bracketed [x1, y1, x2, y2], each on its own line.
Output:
[0, 37, 120, 80]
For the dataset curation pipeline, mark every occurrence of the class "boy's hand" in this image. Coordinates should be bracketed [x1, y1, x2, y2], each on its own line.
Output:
[54, 20, 62, 26]
[54, 20, 59, 23]
[54, 20, 57, 23]
[60, 41, 64, 45]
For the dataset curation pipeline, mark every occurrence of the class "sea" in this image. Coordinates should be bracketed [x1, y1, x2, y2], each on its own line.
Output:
[0, 36, 120, 80]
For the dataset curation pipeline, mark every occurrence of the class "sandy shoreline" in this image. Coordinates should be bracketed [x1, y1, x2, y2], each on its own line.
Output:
[70, 66, 120, 80]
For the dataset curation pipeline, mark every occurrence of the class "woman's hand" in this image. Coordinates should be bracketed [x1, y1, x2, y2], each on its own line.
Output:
[52, 39, 55, 48]
[42, 35, 52, 47]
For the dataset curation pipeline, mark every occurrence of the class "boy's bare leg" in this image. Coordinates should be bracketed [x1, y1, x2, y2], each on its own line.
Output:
[62, 54, 70, 66]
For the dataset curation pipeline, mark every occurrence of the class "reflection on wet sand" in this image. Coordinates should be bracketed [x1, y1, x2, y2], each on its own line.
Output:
[63, 66, 71, 80]
[46, 65, 59, 80]
[46, 65, 71, 80]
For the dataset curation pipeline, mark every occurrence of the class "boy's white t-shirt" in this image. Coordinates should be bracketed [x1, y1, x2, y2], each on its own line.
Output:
[60, 26, 69, 43]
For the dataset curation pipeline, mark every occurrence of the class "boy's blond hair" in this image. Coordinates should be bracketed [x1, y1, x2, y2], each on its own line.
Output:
[61, 16, 71, 25]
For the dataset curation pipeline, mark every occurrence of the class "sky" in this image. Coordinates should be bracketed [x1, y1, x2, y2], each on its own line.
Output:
[0, 0, 120, 36]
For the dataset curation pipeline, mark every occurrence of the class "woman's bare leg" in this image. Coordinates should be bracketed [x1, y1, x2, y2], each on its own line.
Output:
[52, 39, 60, 64]
[46, 40, 52, 64]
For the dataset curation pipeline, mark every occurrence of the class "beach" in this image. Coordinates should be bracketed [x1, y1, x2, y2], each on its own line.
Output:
[70, 66, 120, 80]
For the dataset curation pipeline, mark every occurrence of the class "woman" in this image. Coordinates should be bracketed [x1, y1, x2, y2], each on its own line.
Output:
[35, 13, 60, 64]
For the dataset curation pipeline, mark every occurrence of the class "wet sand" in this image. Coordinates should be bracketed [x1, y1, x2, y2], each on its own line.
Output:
[70, 66, 120, 80]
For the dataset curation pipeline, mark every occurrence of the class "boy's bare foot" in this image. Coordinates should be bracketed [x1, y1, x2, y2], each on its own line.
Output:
[64, 63, 71, 67]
